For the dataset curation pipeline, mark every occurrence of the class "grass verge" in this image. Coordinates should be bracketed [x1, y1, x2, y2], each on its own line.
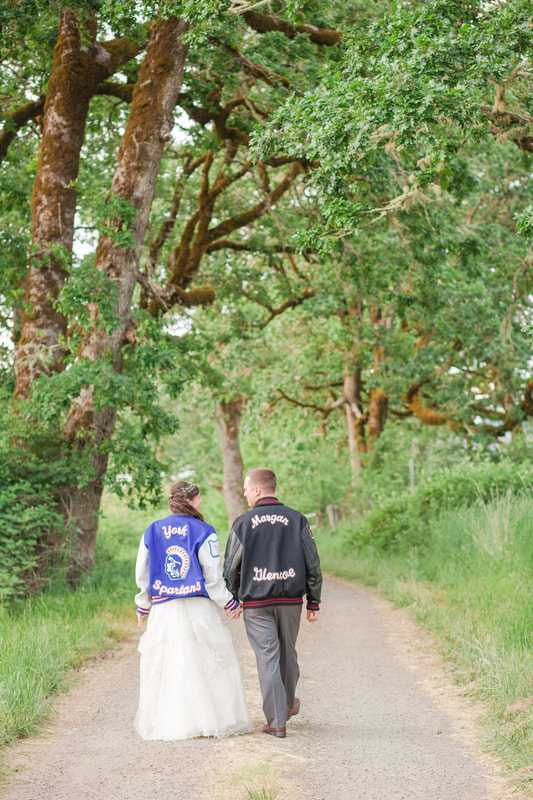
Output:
[0, 493, 160, 764]
[317, 491, 533, 794]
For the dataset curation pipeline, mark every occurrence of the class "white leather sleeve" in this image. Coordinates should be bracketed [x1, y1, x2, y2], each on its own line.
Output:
[198, 533, 234, 609]
[134, 536, 152, 610]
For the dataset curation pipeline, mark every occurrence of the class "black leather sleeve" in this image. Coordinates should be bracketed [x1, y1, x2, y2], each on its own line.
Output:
[223, 527, 243, 598]
[300, 522, 322, 608]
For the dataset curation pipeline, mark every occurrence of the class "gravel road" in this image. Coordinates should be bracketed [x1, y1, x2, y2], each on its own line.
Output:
[1, 576, 521, 800]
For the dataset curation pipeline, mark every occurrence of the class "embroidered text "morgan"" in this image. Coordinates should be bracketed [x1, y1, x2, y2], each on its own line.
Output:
[250, 513, 289, 529]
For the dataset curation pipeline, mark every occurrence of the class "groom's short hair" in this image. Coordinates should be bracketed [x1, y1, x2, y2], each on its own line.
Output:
[245, 468, 277, 495]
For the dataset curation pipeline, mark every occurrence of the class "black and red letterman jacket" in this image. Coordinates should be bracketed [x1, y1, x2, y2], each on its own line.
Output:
[223, 497, 322, 611]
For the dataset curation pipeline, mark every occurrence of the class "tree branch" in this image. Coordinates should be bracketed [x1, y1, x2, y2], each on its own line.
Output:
[137, 271, 215, 315]
[95, 81, 135, 103]
[0, 95, 45, 163]
[212, 38, 291, 87]
[479, 105, 533, 153]
[177, 89, 251, 146]
[241, 10, 342, 46]
[207, 161, 303, 242]
[257, 285, 315, 327]
[0, 35, 143, 164]
[405, 382, 449, 426]
[205, 239, 304, 255]
[274, 388, 337, 416]
[522, 378, 533, 416]
[145, 152, 210, 282]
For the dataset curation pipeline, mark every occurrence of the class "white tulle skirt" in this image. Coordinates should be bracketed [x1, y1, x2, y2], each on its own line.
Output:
[134, 597, 253, 740]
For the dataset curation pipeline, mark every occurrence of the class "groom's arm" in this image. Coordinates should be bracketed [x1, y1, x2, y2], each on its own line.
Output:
[223, 526, 243, 599]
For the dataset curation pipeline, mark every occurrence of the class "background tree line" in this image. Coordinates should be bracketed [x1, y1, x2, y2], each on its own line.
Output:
[0, 0, 532, 601]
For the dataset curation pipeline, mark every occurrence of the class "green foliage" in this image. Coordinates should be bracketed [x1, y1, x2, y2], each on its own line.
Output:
[515, 204, 533, 239]
[0, 416, 73, 605]
[0, 311, 197, 601]
[99, 0, 238, 39]
[57, 257, 121, 337]
[0, 2, 63, 50]
[0, 421, 73, 604]
[0, 490, 168, 754]
[255, 0, 533, 236]
[348, 459, 533, 551]
[95, 192, 139, 249]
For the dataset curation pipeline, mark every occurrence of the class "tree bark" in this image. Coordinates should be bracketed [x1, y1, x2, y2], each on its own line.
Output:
[63, 16, 191, 581]
[344, 366, 364, 475]
[217, 397, 247, 527]
[14, 10, 141, 400]
[367, 387, 389, 444]
[365, 306, 391, 447]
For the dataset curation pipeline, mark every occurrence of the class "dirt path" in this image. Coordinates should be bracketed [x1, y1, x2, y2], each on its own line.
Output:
[1, 577, 522, 800]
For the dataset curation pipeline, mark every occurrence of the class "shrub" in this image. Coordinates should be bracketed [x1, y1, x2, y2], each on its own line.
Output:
[0, 450, 73, 604]
[348, 460, 533, 551]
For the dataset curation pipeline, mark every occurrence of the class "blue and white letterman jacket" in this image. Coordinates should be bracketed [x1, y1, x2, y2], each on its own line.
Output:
[135, 514, 239, 617]
[223, 497, 322, 611]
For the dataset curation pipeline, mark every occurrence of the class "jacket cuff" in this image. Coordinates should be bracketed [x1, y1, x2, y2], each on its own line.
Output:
[306, 601, 320, 611]
[136, 607, 150, 617]
[224, 597, 240, 613]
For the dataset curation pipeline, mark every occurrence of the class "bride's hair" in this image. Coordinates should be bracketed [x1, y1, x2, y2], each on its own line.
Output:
[168, 481, 204, 521]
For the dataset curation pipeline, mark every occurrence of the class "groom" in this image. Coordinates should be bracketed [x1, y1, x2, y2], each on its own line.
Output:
[224, 467, 322, 738]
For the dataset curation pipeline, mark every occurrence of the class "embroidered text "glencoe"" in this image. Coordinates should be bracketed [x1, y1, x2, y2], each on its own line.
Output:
[253, 567, 296, 582]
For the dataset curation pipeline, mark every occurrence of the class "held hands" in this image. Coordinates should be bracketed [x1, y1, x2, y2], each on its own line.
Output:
[225, 602, 243, 620]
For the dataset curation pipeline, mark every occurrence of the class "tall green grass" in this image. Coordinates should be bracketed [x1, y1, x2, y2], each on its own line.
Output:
[319, 490, 533, 792]
[0, 493, 160, 756]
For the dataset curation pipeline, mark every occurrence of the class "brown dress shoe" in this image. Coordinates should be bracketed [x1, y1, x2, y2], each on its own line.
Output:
[263, 724, 286, 738]
[287, 697, 300, 718]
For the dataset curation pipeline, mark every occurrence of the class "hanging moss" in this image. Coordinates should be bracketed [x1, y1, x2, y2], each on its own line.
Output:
[174, 284, 216, 308]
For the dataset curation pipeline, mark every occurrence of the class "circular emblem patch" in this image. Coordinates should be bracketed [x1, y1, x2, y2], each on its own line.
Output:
[164, 545, 191, 581]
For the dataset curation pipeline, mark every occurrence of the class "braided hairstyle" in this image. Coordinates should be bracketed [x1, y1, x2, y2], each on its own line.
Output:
[168, 481, 204, 521]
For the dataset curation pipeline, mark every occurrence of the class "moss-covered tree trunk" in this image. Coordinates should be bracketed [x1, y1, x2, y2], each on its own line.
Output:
[14, 9, 140, 399]
[217, 396, 247, 527]
[344, 365, 364, 475]
[62, 16, 191, 581]
[366, 308, 391, 448]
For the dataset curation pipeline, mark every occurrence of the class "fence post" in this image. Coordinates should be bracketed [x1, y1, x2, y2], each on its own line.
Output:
[326, 503, 339, 530]
[409, 458, 416, 489]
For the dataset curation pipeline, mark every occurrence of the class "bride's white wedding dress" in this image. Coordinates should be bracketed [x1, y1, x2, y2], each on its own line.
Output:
[134, 597, 252, 740]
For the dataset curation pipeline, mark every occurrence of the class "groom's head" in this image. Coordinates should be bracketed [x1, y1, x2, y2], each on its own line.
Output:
[243, 468, 277, 507]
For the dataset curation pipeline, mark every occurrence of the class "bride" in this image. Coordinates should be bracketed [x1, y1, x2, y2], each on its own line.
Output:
[134, 481, 252, 740]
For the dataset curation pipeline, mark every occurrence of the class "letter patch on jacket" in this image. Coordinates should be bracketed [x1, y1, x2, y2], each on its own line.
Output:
[208, 538, 220, 558]
[164, 545, 191, 581]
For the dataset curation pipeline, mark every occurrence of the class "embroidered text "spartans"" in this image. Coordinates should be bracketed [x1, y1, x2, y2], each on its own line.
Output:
[153, 579, 202, 596]
[251, 513, 289, 529]
[253, 567, 296, 582]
